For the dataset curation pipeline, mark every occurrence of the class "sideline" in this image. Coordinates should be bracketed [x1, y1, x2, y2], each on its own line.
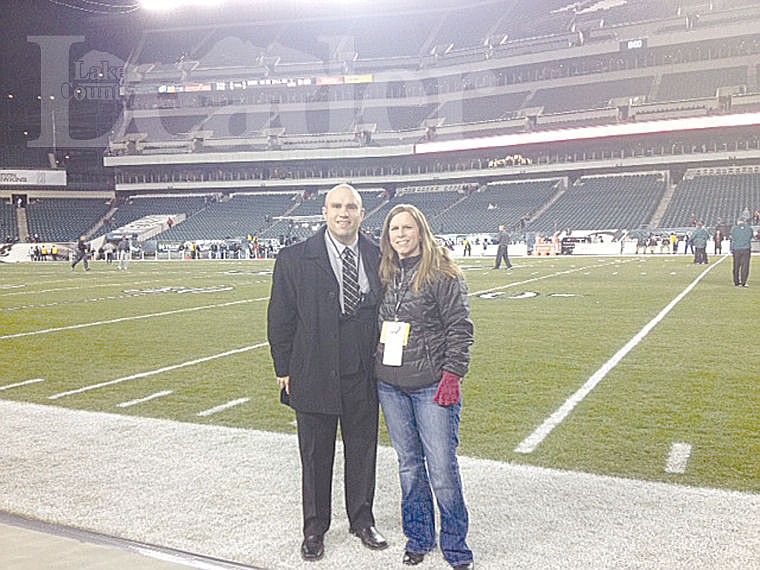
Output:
[48, 342, 269, 400]
[1, 399, 757, 570]
[0, 297, 269, 340]
[515, 256, 726, 454]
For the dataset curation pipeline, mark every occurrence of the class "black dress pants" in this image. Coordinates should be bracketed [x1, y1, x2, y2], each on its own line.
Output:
[296, 370, 379, 537]
[733, 249, 751, 285]
[494, 246, 511, 268]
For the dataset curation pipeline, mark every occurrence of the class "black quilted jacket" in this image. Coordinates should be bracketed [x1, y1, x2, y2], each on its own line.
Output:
[375, 255, 474, 390]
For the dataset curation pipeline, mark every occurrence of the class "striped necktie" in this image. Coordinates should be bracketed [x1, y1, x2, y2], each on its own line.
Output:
[342, 247, 360, 316]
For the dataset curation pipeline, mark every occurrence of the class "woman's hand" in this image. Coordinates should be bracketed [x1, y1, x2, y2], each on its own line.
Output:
[433, 371, 461, 406]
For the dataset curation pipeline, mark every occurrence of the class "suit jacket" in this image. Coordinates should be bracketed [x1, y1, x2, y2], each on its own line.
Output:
[267, 226, 382, 414]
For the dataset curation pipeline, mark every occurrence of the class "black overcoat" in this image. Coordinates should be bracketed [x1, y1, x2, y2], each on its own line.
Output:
[267, 226, 381, 414]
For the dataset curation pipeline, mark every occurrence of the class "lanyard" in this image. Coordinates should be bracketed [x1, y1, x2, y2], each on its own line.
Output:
[392, 265, 413, 320]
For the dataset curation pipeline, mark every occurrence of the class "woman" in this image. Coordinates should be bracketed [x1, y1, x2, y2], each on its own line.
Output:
[375, 204, 475, 570]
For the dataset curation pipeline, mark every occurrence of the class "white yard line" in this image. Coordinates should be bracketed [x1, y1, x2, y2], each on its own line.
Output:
[0, 297, 269, 340]
[468, 258, 632, 296]
[515, 257, 726, 454]
[197, 398, 251, 418]
[0, 278, 179, 298]
[0, 378, 45, 391]
[117, 390, 174, 409]
[665, 442, 693, 474]
[48, 343, 269, 400]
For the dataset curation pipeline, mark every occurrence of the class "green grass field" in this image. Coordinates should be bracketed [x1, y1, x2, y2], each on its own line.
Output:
[1, 254, 758, 494]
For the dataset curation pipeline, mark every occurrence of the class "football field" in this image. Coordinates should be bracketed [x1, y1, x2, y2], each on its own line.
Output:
[2, 254, 759, 569]
[2, 254, 757, 494]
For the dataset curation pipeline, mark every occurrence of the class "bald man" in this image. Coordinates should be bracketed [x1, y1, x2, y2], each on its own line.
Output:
[267, 183, 387, 560]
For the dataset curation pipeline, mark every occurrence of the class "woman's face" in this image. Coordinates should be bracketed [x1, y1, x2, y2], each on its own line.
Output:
[388, 211, 421, 259]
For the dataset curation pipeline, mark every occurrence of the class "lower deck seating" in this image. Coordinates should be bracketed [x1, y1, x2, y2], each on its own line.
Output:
[660, 172, 760, 227]
[26, 198, 111, 242]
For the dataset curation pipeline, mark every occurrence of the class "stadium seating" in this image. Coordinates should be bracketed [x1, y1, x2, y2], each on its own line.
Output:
[528, 77, 654, 114]
[655, 66, 748, 102]
[111, 195, 208, 228]
[364, 186, 464, 233]
[0, 200, 19, 241]
[158, 193, 295, 241]
[262, 191, 386, 241]
[437, 92, 530, 125]
[434, 180, 562, 234]
[528, 173, 666, 232]
[659, 171, 760, 227]
[26, 198, 111, 242]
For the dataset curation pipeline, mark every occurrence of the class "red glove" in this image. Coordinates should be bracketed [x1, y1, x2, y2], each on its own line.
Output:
[433, 371, 461, 406]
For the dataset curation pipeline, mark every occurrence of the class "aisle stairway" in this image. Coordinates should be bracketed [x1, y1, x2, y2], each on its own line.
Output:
[16, 206, 28, 241]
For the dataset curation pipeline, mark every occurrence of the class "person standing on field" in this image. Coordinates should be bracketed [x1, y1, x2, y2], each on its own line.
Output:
[267, 183, 387, 561]
[375, 204, 475, 570]
[691, 221, 709, 264]
[730, 218, 752, 287]
[117, 235, 131, 271]
[493, 225, 512, 269]
[70, 236, 90, 271]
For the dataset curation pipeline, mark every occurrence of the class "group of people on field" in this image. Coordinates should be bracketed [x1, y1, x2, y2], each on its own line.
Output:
[70, 235, 132, 272]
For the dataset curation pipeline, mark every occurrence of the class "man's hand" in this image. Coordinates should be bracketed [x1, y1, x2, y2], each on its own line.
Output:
[433, 371, 461, 406]
[277, 375, 290, 394]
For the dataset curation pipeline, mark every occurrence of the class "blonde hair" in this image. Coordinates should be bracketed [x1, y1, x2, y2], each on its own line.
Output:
[379, 204, 461, 292]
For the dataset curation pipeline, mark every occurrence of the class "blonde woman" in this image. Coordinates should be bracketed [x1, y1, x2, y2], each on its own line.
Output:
[375, 204, 475, 570]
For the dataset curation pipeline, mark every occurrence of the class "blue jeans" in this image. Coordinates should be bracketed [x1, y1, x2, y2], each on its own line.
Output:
[378, 380, 473, 567]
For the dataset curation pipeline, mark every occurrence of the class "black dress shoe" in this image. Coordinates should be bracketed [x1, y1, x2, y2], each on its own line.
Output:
[403, 550, 425, 565]
[452, 562, 474, 570]
[301, 534, 324, 561]
[350, 526, 388, 550]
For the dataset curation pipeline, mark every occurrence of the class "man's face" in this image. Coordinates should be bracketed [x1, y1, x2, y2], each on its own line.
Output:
[323, 186, 365, 245]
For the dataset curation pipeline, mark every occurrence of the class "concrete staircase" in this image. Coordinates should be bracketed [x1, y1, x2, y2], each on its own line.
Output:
[16, 206, 28, 241]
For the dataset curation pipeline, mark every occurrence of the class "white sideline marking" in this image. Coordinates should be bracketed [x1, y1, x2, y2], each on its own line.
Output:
[0, 378, 45, 391]
[48, 343, 269, 400]
[665, 442, 693, 474]
[134, 548, 236, 570]
[117, 390, 174, 408]
[0, 297, 269, 340]
[515, 257, 725, 454]
[197, 398, 250, 417]
[469, 259, 631, 297]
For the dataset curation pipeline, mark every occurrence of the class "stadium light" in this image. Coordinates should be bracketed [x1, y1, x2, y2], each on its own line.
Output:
[139, 0, 226, 11]
[414, 111, 760, 155]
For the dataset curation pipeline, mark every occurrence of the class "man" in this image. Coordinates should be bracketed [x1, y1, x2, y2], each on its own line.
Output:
[117, 235, 131, 271]
[70, 235, 90, 271]
[682, 231, 693, 255]
[493, 225, 512, 269]
[691, 221, 709, 264]
[730, 217, 753, 287]
[103, 240, 115, 264]
[267, 183, 387, 561]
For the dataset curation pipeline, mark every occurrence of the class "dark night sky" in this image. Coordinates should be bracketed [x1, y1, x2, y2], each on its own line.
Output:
[1, 0, 481, 99]
[1, 0, 143, 146]
[0, 0, 515, 150]
[2, 1, 140, 94]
